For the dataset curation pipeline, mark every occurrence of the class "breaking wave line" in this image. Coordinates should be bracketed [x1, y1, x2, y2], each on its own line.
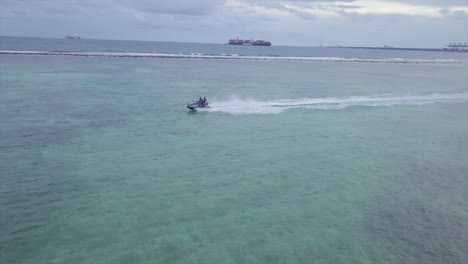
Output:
[0, 50, 463, 64]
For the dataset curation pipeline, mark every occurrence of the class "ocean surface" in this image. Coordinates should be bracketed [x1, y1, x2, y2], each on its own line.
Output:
[1, 36, 468, 264]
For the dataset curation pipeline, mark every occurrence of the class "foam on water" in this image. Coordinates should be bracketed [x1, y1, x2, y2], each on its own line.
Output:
[0, 50, 462, 64]
[201, 93, 468, 115]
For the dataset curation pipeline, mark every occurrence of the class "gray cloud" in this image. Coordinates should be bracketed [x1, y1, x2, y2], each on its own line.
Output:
[328, 4, 364, 10]
[246, 0, 355, 9]
[116, 0, 225, 16]
[394, 0, 467, 5]
[256, 0, 355, 2]
[4, 0, 467, 19]
[439, 8, 468, 18]
[280, 6, 317, 20]
[2, 0, 226, 16]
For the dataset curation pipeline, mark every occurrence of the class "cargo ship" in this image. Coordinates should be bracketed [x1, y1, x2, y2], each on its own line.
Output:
[443, 43, 468, 52]
[228, 37, 271, 46]
[65, 35, 80, 40]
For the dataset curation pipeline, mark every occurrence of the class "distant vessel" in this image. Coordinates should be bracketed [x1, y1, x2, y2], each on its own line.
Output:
[228, 37, 271, 46]
[66, 35, 80, 40]
[443, 43, 468, 52]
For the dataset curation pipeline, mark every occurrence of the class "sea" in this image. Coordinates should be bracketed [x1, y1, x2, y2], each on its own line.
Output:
[1, 36, 467, 264]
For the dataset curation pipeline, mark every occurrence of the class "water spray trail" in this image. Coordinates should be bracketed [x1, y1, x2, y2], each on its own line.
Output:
[199, 93, 468, 115]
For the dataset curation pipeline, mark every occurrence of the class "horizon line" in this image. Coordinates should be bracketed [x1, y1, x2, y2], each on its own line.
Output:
[0, 35, 458, 50]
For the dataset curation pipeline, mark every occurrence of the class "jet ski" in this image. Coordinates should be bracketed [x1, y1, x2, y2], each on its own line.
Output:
[187, 99, 210, 111]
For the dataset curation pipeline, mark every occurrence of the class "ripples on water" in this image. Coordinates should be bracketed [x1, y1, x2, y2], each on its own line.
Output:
[1, 38, 468, 263]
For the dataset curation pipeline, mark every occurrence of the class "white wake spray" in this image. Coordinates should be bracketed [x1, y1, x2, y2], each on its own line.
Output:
[199, 93, 468, 115]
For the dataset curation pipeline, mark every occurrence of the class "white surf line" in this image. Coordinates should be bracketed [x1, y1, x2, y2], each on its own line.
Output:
[0, 50, 463, 64]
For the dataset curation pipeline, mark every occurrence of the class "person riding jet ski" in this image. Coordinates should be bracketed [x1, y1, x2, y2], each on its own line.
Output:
[198, 97, 205, 107]
[198, 96, 209, 107]
[187, 96, 209, 110]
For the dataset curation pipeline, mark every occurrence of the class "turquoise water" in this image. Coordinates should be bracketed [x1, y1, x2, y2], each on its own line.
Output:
[1, 44, 468, 263]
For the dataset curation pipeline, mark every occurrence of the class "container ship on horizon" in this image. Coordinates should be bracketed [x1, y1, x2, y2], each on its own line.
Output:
[65, 35, 80, 40]
[228, 37, 272, 46]
[443, 43, 468, 52]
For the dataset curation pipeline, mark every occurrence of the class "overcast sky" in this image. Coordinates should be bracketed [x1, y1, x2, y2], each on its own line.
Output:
[1, 0, 467, 47]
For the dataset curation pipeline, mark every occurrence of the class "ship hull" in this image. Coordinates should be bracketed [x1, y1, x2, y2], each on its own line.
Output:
[252, 43, 271, 46]
[228, 38, 271, 46]
[228, 43, 271, 46]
